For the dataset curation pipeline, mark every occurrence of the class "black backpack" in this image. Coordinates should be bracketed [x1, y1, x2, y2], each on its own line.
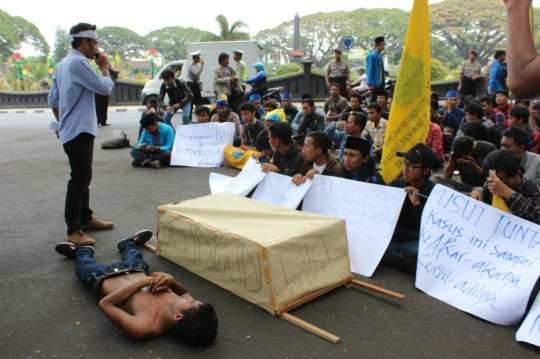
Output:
[101, 129, 130, 149]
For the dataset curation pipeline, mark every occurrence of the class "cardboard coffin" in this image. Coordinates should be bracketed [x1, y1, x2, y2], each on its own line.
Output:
[156, 193, 351, 315]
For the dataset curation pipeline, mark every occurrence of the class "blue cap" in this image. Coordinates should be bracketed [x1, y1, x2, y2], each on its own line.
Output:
[281, 93, 292, 100]
[249, 94, 261, 101]
[446, 90, 459, 99]
[216, 99, 228, 107]
[265, 114, 280, 122]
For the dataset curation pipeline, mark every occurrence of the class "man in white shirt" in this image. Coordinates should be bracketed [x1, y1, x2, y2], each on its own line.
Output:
[351, 67, 368, 94]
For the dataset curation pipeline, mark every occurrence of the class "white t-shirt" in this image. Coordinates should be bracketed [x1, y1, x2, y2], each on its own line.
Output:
[313, 163, 327, 175]
[359, 74, 367, 88]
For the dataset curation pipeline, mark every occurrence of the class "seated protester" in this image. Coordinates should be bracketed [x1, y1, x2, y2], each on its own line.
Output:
[494, 90, 513, 129]
[382, 144, 440, 273]
[292, 131, 341, 185]
[507, 105, 540, 153]
[480, 150, 540, 225]
[260, 122, 304, 177]
[426, 117, 445, 167]
[194, 105, 211, 124]
[209, 93, 228, 118]
[456, 103, 495, 137]
[377, 90, 390, 119]
[439, 90, 465, 152]
[239, 102, 265, 151]
[138, 98, 165, 140]
[324, 112, 350, 148]
[263, 99, 279, 116]
[323, 83, 349, 124]
[249, 94, 265, 119]
[297, 98, 326, 135]
[471, 127, 540, 201]
[363, 102, 388, 162]
[480, 95, 505, 129]
[211, 99, 242, 147]
[252, 130, 273, 163]
[343, 93, 367, 117]
[54, 230, 217, 346]
[158, 69, 193, 128]
[264, 112, 280, 130]
[462, 120, 502, 149]
[325, 111, 373, 164]
[281, 93, 299, 123]
[291, 94, 326, 134]
[430, 98, 444, 130]
[336, 136, 385, 184]
[131, 114, 174, 169]
[437, 136, 496, 192]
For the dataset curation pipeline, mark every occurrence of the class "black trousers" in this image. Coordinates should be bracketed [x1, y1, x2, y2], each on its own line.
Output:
[63, 133, 94, 235]
[94, 94, 109, 125]
[188, 81, 202, 114]
[329, 77, 349, 100]
[461, 77, 478, 99]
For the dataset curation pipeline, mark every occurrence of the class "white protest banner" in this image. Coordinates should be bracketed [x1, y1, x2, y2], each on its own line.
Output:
[251, 172, 313, 209]
[302, 175, 406, 277]
[209, 173, 234, 195]
[171, 122, 235, 167]
[516, 294, 540, 346]
[416, 185, 540, 325]
[223, 158, 266, 196]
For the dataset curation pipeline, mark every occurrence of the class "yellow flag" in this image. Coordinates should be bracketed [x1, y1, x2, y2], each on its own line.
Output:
[492, 195, 511, 213]
[381, 0, 431, 183]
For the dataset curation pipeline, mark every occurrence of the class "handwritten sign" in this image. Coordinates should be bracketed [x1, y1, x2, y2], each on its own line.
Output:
[209, 173, 234, 195]
[251, 172, 313, 209]
[223, 158, 266, 196]
[517, 294, 540, 346]
[171, 122, 235, 167]
[416, 185, 540, 325]
[302, 175, 406, 277]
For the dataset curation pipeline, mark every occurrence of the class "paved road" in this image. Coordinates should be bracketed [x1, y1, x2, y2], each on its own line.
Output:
[1, 110, 539, 358]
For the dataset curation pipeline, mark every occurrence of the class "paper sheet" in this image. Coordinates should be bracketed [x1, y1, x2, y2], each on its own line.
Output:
[251, 172, 313, 209]
[209, 172, 234, 195]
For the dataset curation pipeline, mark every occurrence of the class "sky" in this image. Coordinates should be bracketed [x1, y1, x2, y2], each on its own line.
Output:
[3, 0, 448, 56]
[4, 0, 540, 57]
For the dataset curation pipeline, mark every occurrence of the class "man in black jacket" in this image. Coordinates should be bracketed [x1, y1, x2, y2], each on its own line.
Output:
[382, 143, 440, 273]
[261, 122, 304, 177]
[158, 69, 193, 129]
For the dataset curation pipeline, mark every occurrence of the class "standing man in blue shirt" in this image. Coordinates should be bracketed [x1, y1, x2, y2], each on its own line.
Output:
[488, 50, 507, 97]
[48, 23, 115, 246]
[366, 36, 386, 104]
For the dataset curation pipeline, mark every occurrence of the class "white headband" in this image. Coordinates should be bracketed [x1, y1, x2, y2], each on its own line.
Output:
[66, 30, 98, 41]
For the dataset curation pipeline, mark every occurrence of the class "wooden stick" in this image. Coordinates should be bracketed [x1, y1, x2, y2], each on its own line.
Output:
[276, 275, 354, 315]
[349, 279, 405, 300]
[279, 312, 340, 343]
[144, 243, 157, 252]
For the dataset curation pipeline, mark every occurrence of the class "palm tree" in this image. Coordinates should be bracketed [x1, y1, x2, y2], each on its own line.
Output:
[203, 15, 250, 41]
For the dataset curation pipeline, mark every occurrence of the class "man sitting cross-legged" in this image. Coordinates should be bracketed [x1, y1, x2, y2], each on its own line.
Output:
[131, 114, 175, 169]
[54, 230, 218, 347]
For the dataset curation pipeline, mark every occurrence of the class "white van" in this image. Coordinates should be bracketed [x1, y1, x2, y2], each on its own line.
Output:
[140, 40, 263, 105]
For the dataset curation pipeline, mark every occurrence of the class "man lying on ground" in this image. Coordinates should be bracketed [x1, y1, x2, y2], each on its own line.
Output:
[54, 230, 218, 347]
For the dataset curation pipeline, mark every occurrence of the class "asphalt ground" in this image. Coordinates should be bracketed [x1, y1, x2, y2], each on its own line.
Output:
[1, 108, 539, 358]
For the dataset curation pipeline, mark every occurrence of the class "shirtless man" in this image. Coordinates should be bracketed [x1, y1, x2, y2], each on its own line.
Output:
[54, 230, 218, 347]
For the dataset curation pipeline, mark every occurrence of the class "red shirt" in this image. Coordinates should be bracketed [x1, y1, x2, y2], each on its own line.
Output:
[426, 122, 445, 165]
[494, 103, 514, 130]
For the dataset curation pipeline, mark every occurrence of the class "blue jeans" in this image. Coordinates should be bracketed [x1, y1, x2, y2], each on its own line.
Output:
[163, 103, 192, 128]
[75, 241, 149, 296]
[382, 240, 419, 265]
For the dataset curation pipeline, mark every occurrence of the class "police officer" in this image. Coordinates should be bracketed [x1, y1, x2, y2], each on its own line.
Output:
[458, 50, 483, 101]
[187, 50, 204, 117]
[326, 49, 350, 100]
[233, 48, 247, 90]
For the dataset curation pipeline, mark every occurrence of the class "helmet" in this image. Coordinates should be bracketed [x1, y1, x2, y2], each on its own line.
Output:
[358, 66, 365, 72]
[253, 62, 265, 71]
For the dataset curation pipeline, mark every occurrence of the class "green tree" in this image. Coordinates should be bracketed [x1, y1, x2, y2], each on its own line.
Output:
[96, 26, 149, 58]
[0, 9, 49, 58]
[146, 26, 213, 61]
[431, 58, 449, 81]
[53, 27, 71, 63]
[430, 0, 507, 64]
[204, 15, 250, 41]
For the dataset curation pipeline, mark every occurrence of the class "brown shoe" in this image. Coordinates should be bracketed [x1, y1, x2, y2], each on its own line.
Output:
[66, 230, 95, 246]
[80, 218, 115, 231]
[150, 160, 161, 169]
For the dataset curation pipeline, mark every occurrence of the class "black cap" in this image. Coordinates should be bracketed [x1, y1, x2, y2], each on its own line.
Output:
[375, 36, 385, 45]
[334, 48, 342, 54]
[396, 143, 439, 170]
[470, 50, 478, 56]
[344, 136, 372, 157]
[301, 93, 313, 101]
